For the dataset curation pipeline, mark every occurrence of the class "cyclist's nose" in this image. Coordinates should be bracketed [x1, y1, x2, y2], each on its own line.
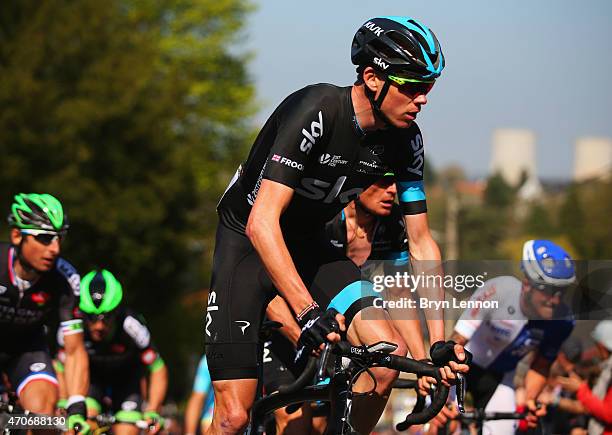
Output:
[47, 238, 61, 255]
[414, 93, 428, 105]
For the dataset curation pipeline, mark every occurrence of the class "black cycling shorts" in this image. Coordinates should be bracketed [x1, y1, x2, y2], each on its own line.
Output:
[204, 221, 378, 381]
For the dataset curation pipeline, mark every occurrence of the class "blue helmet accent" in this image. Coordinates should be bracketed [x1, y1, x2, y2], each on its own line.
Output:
[351, 16, 445, 81]
[522, 240, 576, 288]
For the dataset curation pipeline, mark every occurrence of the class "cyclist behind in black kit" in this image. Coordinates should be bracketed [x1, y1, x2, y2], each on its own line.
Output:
[56, 269, 168, 435]
[206, 17, 468, 434]
[263, 173, 439, 434]
[0, 193, 90, 433]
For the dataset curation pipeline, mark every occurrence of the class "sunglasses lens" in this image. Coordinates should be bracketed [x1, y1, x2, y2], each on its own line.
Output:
[34, 234, 56, 245]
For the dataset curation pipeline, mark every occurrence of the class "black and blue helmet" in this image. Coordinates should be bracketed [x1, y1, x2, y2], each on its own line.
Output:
[351, 16, 445, 82]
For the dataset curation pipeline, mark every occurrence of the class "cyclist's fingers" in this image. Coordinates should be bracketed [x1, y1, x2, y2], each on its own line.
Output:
[453, 344, 466, 362]
[326, 331, 341, 343]
[448, 360, 470, 373]
[440, 365, 456, 381]
[335, 313, 346, 332]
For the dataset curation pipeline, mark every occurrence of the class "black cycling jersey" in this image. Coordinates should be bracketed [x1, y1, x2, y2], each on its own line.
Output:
[325, 203, 408, 262]
[207, 84, 429, 381]
[217, 84, 428, 236]
[57, 307, 163, 377]
[0, 243, 80, 343]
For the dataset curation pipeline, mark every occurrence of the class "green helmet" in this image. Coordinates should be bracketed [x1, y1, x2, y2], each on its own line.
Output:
[8, 193, 69, 232]
[80, 269, 123, 315]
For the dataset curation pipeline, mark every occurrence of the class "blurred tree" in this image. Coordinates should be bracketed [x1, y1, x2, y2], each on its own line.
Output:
[560, 179, 612, 259]
[484, 172, 515, 208]
[0, 0, 255, 398]
[523, 203, 557, 238]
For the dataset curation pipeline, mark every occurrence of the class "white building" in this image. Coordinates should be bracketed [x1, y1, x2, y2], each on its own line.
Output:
[574, 137, 612, 182]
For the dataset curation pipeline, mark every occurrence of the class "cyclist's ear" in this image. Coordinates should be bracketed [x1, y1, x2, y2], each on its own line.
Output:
[362, 67, 381, 93]
[10, 228, 22, 245]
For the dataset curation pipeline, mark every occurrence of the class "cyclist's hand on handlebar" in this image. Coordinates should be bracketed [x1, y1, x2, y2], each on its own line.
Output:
[430, 341, 471, 387]
[295, 308, 344, 360]
[144, 410, 163, 434]
[525, 400, 546, 428]
[67, 414, 91, 434]
[67, 399, 91, 434]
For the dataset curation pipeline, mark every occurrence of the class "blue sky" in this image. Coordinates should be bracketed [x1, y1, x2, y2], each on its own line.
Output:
[245, 1, 612, 179]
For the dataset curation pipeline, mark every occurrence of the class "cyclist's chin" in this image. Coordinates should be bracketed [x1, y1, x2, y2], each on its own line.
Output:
[535, 306, 555, 320]
[33, 259, 55, 272]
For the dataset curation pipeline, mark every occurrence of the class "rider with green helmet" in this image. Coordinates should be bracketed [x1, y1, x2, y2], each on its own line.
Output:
[56, 269, 168, 434]
[1, 193, 90, 433]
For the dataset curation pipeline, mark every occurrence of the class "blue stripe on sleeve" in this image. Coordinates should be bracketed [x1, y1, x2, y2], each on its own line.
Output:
[398, 180, 426, 203]
[387, 250, 410, 266]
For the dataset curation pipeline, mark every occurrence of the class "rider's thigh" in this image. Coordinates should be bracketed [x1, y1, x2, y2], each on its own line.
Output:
[19, 379, 58, 414]
[209, 378, 258, 433]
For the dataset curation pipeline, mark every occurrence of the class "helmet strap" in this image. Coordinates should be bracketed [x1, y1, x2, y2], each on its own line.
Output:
[365, 79, 393, 127]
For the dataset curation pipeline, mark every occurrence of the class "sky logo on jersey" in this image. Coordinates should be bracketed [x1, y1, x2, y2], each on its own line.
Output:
[407, 134, 424, 176]
[295, 176, 363, 204]
[300, 111, 323, 155]
[205, 290, 218, 338]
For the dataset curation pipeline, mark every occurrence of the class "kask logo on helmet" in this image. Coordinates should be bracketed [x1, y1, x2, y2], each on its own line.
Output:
[364, 21, 384, 37]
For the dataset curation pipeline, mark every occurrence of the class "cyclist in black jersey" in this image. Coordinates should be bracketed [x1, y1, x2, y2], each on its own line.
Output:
[263, 174, 446, 433]
[0, 193, 90, 433]
[56, 269, 168, 435]
[205, 17, 468, 434]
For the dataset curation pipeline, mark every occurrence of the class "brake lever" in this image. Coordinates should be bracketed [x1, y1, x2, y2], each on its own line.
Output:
[456, 372, 466, 413]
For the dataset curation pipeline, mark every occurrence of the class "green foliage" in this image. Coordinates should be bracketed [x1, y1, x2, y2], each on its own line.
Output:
[560, 179, 612, 259]
[0, 0, 255, 399]
[484, 172, 515, 208]
[523, 203, 557, 238]
[458, 205, 510, 260]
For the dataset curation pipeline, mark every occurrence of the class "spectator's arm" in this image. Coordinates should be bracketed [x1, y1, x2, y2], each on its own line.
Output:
[576, 383, 612, 424]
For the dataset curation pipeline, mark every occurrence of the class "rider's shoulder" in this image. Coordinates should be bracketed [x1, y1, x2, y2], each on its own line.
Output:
[121, 307, 152, 348]
[53, 257, 81, 296]
[279, 83, 346, 115]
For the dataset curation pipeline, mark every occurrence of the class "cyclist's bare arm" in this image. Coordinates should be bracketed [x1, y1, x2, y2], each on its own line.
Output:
[146, 363, 168, 414]
[184, 391, 205, 434]
[63, 332, 89, 397]
[266, 295, 301, 346]
[246, 179, 319, 316]
[404, 212, 444, 343]
[525, 352, 553, 401]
